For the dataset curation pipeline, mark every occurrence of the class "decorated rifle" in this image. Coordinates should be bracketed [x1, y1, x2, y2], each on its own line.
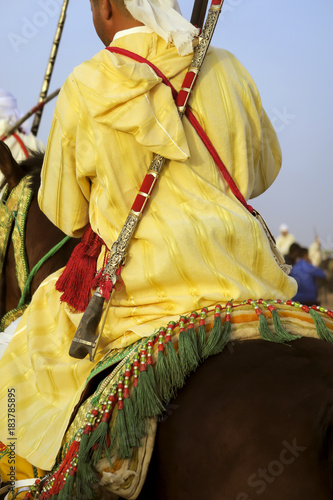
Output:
[31, 0, 69, 136]
[69, 0, 225, 361]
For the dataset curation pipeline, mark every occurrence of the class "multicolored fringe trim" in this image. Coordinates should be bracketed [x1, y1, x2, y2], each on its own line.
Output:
[24, 299, 333, 500]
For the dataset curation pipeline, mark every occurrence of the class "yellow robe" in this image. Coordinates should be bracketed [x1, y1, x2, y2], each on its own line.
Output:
[0, 30, 296, 470]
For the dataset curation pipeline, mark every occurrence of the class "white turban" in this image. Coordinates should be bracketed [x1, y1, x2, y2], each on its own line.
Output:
[0, 89, 22, 126]
[279, 224, 288, 233]
[124, 0, 199, 56]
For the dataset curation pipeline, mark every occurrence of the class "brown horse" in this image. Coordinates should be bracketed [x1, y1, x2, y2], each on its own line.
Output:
[0, 141, 78, 324]
[137, 336, 333, 500]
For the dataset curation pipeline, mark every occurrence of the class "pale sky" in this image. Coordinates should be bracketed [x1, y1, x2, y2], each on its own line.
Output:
[1, 0, 333, 249]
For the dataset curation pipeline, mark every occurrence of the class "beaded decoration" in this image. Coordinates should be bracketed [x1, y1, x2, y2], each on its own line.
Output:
[24, 298, 333, 500]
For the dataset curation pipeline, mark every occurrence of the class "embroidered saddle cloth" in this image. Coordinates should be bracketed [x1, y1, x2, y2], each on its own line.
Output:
[24, 299, 333, 500]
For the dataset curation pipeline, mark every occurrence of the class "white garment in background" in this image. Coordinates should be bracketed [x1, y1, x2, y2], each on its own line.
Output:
[0, 119, 45, 188]
[276, 233, 296, 256]
[0, 317, 21, 360]
[0, 89, 45, 187]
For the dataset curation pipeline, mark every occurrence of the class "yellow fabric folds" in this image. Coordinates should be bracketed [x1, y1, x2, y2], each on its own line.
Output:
[0, 31, 296, 470]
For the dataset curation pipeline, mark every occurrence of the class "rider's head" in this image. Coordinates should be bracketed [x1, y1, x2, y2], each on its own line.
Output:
[89, 0, 199, 55]
[89, 0, 142, 46]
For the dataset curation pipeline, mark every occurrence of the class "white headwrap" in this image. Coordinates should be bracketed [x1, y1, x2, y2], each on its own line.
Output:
[0, 89, 23, 126]
[124, 0, 199, 56]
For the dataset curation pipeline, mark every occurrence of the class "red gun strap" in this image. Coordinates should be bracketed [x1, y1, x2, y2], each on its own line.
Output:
[106, 46, 252, 214]
[13, 133, 30, 159]
[1, 133, 30, 159]
[106, 47, 178, 101]
[185, 108, 252, 212]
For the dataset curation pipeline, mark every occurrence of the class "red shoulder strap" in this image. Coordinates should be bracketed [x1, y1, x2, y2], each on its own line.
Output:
[4, 133, 30, 159]
[105, 46, 253, 214]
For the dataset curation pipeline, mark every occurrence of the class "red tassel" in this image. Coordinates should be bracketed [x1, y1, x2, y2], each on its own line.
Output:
[56, 225, 105, 312]
[91, 264, 123, 301]
[43, 439, 80, 497]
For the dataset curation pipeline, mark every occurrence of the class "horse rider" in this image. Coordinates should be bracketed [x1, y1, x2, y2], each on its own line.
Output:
[0, 89, 44, 184]
[276, 223, 296, 256]
[0, 0, 297, 497]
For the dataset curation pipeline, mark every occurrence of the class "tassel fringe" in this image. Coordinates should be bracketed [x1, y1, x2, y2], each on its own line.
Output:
[270, 306, 301, 341]
[56, 225, 104, 312]
[178, 316, 200, 376]
[201, 305, 225, 359]
[309, 308, 333, 343]
[30, 299, 333, 499]
[165, 324, 185, 390]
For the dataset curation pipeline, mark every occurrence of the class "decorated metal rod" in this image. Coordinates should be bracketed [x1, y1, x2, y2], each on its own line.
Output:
[0, 89, 60, 142]
[69, 0, 225, 361]
[31, 0, 69, 136]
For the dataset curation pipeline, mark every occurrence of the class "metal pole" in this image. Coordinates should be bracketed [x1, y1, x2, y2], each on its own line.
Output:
[0, 89, 60, 142]
[191, 0, 209, 28]
[31, 0, 70, 136]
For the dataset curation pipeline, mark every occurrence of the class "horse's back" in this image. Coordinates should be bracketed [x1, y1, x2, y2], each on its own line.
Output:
[139, 337, 333, 500]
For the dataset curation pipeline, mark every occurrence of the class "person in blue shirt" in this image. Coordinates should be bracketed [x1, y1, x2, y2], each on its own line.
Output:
[290, 246, 326, 306]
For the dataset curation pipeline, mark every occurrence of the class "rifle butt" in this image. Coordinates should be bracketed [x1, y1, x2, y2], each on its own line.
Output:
[69, 293, 105, 360]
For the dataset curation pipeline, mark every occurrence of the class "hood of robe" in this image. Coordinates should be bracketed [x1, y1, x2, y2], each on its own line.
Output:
[72, 32, 193, 161]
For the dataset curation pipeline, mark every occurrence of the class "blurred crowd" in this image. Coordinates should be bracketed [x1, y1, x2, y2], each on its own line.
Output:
[276, 224, 332, 307]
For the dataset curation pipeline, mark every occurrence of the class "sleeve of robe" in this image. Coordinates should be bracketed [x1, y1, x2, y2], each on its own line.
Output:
[38, 75, 91, 238]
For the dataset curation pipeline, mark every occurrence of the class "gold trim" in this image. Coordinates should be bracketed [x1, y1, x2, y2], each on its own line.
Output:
[138, 191, 150, 198]
[0, 176, 33, 292]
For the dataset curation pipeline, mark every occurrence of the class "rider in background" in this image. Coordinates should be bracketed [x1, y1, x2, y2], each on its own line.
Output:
[291, 246, 326, 306]
[276, 223, 296, 256]
[309, 235, 323, 267]
[0, 89, 45, 186]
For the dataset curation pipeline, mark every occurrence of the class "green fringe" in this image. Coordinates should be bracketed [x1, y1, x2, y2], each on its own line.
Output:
[88, 420, 108, 452]
[124, 395, 142, 448]
[197, 324, 207, 358]
[309, 308, 333, 343]
[58, 472, 75, 500]
[135, 370, 164, 420]
[223, 318, 231, 344]
[130, 386, 147, 439]
[75, 466, 96, 500]
[76, 432, 91, 468]
[147, 363, 157, 391]
[90, 421, 110, 466]
[188, 325, 198, 352]
[165, 339, 185, 390]
[201, 315, 225, 360]
[178, 328, 200, 376]
[271, 308, 301, 341]
[110, 407, 132, 459]
[155, 350, 173, 402]
[258, 313, 283, 343]
[76, 433, 98, 499]
[75, 459, 97, 500]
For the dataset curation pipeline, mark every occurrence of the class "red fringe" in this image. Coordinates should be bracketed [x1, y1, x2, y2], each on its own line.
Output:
[91, 264, 123, 301]
[56, 225, 104, 312]
[46, 440, 80, 497]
